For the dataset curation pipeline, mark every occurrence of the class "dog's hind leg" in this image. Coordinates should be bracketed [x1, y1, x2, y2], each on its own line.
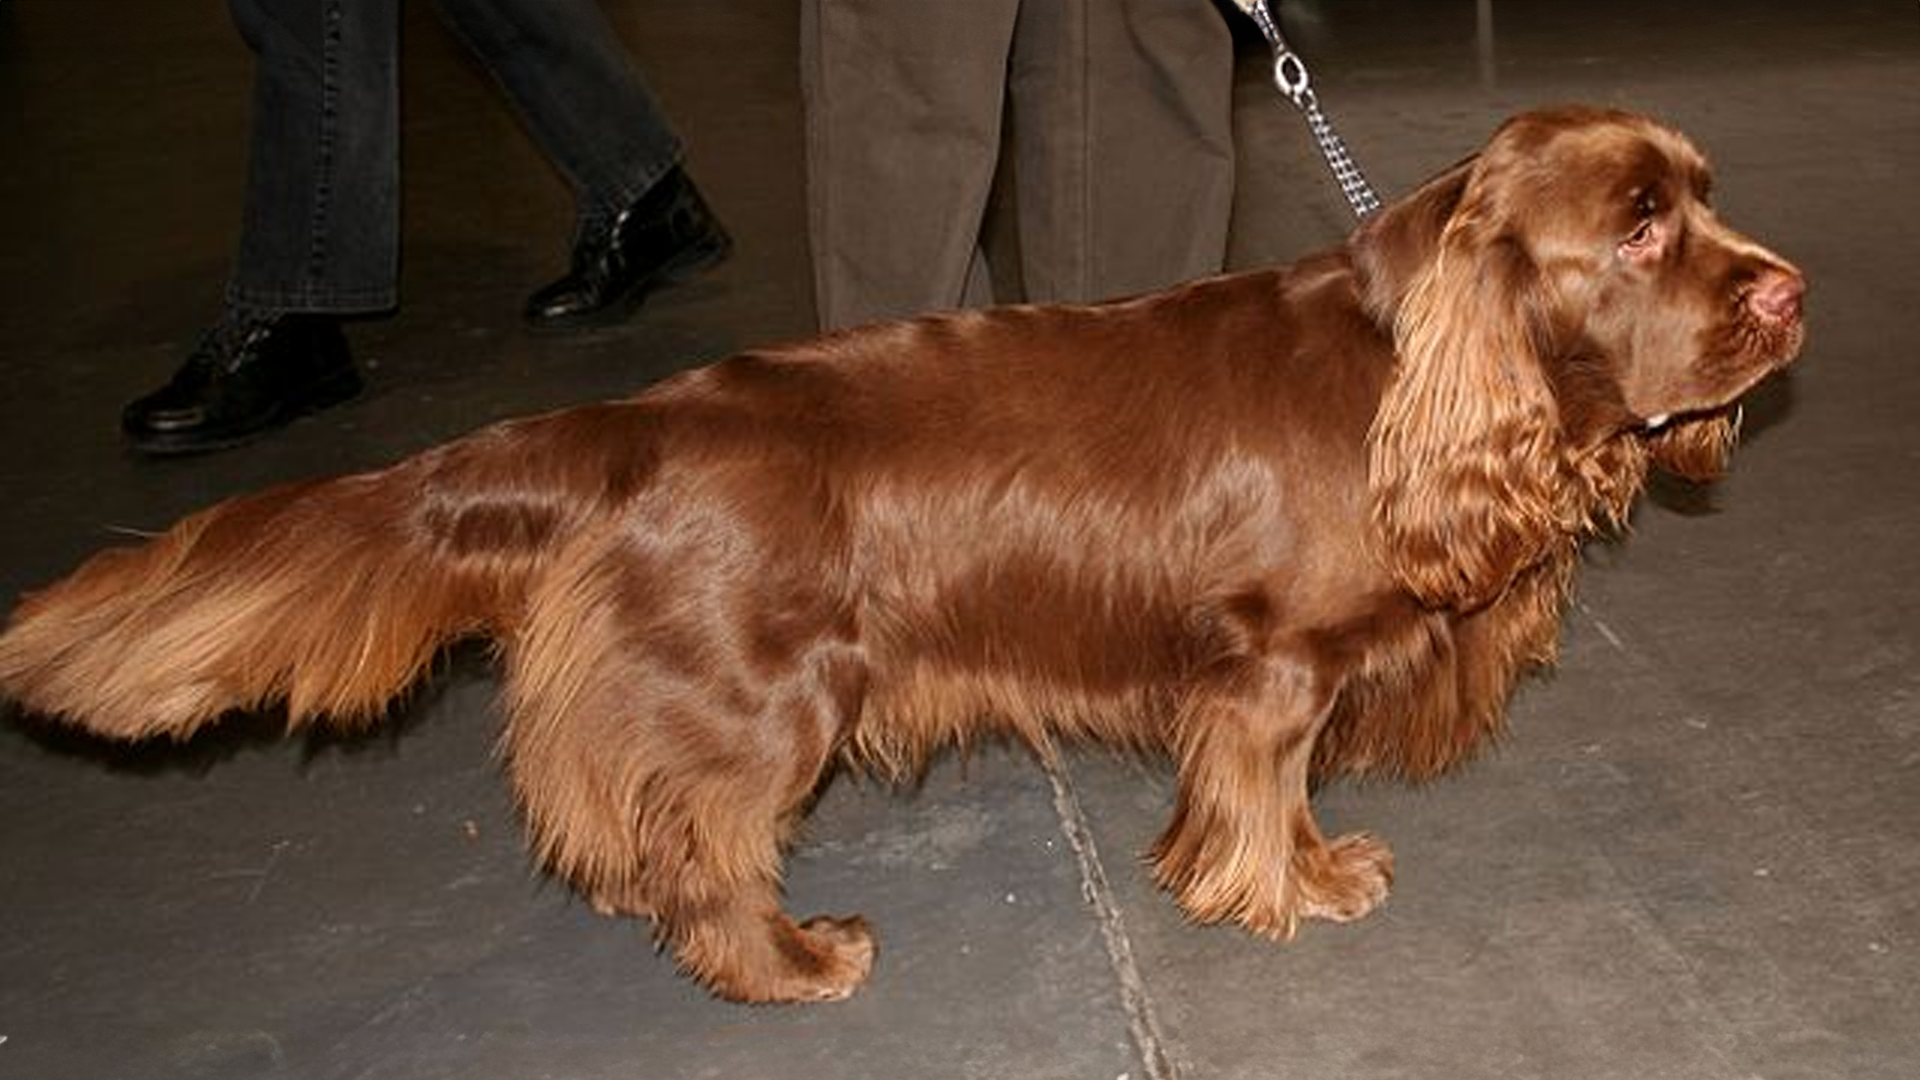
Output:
[499, 528, 875, 1002]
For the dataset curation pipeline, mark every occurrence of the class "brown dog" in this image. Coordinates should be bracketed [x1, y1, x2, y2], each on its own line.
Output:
[0, 108, 1804, 1002]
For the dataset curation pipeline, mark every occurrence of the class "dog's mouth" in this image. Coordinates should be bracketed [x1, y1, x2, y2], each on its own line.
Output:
[1638, 402, 1738, 436]
[1638, 318, 1804, 437]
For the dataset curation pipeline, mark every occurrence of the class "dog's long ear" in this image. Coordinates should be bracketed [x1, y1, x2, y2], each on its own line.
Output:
[1349, 156, 1475, 329]
[1366, 162, 1570, 612]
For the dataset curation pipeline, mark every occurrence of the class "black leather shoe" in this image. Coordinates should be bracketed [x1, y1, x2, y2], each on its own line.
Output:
[122, 310, 363, 455]
[524, 166, 732, 332]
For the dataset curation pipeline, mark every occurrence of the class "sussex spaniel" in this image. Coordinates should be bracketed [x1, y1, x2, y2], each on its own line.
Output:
[0, 107, 1805, 1002]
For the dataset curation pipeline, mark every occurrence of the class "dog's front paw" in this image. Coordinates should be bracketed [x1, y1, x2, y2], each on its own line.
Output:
[792, 914, 877, 1002]
[1293, 831, 1394, 924]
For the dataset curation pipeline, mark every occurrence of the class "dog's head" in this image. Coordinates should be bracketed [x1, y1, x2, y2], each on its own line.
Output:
[1350, 107, 1807, 609]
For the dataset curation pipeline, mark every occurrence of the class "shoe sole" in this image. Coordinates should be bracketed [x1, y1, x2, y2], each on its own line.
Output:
[126, 369, 366, 457]
[523, 232, 734, 336]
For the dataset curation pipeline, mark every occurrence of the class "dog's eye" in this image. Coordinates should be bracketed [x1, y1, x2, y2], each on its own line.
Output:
[1620, 219, 1658, 253]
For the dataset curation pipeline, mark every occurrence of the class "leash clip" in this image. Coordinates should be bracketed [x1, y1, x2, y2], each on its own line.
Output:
[1273, 50, 1313, 108]
[1241, 0, 1382, 219]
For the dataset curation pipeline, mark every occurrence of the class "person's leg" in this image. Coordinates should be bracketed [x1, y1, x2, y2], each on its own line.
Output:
[1010, 0, 1234, 304]
[433, 0, 680, 226]
[436, 0, 729, 330]
[124, 0, 400, 454]
[227, 0, 405, 314]
[800, 0, 1020, 330]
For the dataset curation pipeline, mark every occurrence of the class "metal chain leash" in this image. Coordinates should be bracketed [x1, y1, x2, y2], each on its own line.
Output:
[1236, 0, 1382, 219]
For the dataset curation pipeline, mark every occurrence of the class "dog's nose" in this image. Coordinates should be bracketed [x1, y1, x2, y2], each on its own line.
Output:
[1749, 269, 1805, 324]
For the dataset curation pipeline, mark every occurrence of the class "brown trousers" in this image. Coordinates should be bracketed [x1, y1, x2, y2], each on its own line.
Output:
[801, 0, 1236, 330]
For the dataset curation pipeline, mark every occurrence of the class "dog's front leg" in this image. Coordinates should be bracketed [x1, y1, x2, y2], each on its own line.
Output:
[1150, 651, 1394, 939]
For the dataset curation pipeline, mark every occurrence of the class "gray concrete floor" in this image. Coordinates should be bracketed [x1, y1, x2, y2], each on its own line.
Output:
[3, 2, 1917, 1078]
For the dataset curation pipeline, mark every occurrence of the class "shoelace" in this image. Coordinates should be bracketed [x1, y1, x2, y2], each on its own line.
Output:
[189, 309, 283, 374]
[571, 206, 633, 272]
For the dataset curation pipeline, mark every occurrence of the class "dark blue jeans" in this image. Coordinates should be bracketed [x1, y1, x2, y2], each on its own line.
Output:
[226, 0, 684, 313]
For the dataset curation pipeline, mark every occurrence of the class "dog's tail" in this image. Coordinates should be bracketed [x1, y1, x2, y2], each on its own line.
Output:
[0, 409, 634, 741]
